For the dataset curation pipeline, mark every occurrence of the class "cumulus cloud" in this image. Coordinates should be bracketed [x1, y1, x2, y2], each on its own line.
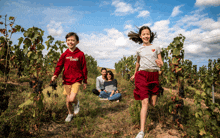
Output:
[47, 20, 64, 36]
[185, 44, 211, 54]
[195, 0, 220, 6]
[112, 0, 138, 16]
[124, 24, 133, 30]
[137, 9, 220, 61]
[171, 5, 184, 17]
[137, 10, 150, 18]
[76, 28, 140, 68]
[198, 18, 220, 31]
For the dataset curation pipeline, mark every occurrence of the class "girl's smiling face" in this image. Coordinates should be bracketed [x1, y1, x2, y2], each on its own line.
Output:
[107, 73, 112, 80]
[140, 29, 151, 44]
[66, 36, 79, 49]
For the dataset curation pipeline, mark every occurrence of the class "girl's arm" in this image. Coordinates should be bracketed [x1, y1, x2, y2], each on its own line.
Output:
[130, 56, 140, 81]
[110, 90, 115, 97]
[155, 53, 163, 68]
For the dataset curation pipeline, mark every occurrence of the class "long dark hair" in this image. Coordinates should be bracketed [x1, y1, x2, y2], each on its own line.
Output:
[128, 26, 157, 44]
[106, 70, 114, 80]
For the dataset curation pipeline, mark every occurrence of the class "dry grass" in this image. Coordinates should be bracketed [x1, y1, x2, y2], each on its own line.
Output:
[2, 68, 220, 137]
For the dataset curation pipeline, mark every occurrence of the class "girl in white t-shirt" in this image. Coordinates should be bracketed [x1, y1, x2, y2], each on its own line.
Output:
[129, 26, 163, 138]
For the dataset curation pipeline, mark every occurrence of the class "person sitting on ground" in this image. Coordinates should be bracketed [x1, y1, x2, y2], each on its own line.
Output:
[92, 68, 107, 95]
[99, 70, 121, 101]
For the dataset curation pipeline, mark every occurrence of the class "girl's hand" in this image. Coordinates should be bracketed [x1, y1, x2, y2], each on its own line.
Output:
[104, 90, 107, 92]
[51, 75, 57, 82]
[130, 75, 135, 81]
[155, 59, 163, 67]
[116, 90, 119, 94]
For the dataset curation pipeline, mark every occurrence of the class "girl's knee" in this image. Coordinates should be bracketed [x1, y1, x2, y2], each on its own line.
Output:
[142, 99, 149, 107]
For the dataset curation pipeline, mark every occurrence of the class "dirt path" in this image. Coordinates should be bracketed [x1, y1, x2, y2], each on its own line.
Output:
[37, 84, 185, 138]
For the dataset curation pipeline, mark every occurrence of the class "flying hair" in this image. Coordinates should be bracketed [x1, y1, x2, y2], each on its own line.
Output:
[128, 26, 157, 44]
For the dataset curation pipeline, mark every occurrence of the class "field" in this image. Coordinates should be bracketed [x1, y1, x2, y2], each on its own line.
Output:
[1, 67, 220, 138]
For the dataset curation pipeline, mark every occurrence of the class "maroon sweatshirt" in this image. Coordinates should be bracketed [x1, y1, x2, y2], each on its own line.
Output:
[53, 48, 87, 85]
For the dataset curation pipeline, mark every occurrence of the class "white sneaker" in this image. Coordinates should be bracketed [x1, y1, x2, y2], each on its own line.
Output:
[74, 100, 80, 114]
[135, 131, 144, 138]
[99, 98, 108, 100]
[65, 114, 73, 122]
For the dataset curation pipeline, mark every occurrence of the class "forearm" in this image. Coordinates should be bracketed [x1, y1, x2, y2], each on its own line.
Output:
[134, 62, 140, 75]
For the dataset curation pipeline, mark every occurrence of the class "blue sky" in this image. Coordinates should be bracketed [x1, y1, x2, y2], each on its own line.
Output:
[1, 0, 220, 70]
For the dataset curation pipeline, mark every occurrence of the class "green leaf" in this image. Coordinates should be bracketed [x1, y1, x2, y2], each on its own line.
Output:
[173, 48, 180, 56]
[169, 105, 173, 113]
[34, 53, 38, 59]
[199, 128, 206, 136]
[201, 92, 206, 98]
[174, 38, 180, 45]
[36, 43, 45, 50]
[21, 28, 25, 32]
[196, 120, 204, 128]
[37, 99, 44, 110]
[18, 99, 33, 108]
[31, 33, 39, 42]
[14, 25, 21, 32]
[172, 58, 178, 65]
[31, 93, 37, 97]
[17, 109, 24, 115]
[9, 16, 14, 20]
[23, 47, 29, 54]
[18, 37, 23, 46]
[27, 51, 32, 57]
[196, 90, 200, 95]
[33, 110, 35, 117]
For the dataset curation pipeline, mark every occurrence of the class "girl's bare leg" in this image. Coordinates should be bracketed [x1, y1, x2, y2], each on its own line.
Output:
[140, 98, 149, 131]
[151, 95, 157, 106]
[149, 95, 157, 107]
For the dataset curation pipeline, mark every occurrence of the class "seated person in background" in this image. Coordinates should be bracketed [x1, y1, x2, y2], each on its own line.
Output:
[92, 68, 107, 95]
[99, 70, 121, 101]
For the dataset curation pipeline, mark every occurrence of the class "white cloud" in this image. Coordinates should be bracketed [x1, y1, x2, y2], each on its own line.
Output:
[171, 5, 184, 17]
[99, 1, 110, 7]
[198, 18, 220, 30]
[47, 20, 64, 36]
[185, 44, 210, 54]
[137, 10, 150, 18]
[112, 0, 138, 16]
[124, 24, 133, 30]
[151, 20, 170, 32]
[77, 28, 140, 68]
[195, 0, 220, 6]
[141, 23, 152, 27]
[138, 9, 220, 60]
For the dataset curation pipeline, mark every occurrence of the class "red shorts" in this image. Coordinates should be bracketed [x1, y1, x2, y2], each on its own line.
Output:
[133, 71, 159, 100]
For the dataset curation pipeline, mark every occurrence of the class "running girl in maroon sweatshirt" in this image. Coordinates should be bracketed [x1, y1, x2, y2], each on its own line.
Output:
[51, 32, 87, 122]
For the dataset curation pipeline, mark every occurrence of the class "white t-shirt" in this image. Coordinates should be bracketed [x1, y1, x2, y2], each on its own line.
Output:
[136, 44, 162, 71]
[96, 75, 105, 90]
